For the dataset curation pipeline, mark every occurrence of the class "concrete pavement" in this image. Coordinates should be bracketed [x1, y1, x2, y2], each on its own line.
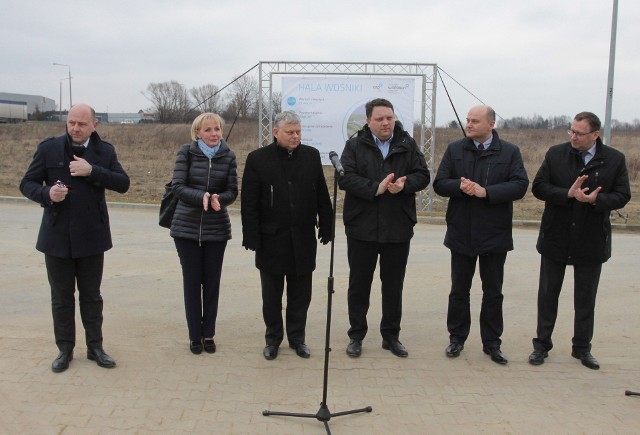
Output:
[1, 199, 639, 434]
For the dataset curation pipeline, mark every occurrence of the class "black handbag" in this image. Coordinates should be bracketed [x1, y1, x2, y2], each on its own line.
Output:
[158, 181, 178, 228]
[159, 146, 190, 228]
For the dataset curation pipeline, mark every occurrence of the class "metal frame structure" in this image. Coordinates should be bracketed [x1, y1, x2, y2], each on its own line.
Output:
[258, 61, 437, 211]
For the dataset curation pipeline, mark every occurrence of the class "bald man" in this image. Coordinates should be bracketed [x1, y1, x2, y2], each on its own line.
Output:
[433, 105, 529, 365]
[20, 103, 130, 372]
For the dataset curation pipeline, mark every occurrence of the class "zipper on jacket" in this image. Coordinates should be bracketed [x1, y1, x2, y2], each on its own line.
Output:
[270, 185, 273, 208]
[485, 162, 492, 187]
[199, 158, 213, 246]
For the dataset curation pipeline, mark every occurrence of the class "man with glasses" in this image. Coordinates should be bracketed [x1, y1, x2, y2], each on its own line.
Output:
[528, 111, 630, 370]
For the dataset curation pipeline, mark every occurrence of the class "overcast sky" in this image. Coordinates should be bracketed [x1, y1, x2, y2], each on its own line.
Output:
[3, 0, 638, 125]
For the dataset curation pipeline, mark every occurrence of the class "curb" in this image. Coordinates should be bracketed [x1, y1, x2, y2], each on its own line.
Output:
[2, 195, 638, 231]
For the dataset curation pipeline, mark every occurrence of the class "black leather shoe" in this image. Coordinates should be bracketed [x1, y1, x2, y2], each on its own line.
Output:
[483, 347, 508, 365]
[263, 345, 279, 360]
[52, 350, 73, 373]
[382, 339, 408, 357]
[346, 339, 362, 357]
[87, 348, 116, 368]
[572, 350, 600, 370]
[190, 340, 203, 355]
[529, 349, 548, 365]
[289, 343, 311, 358]
[446, 342, 464, 358]
[203, 339, 216, 354]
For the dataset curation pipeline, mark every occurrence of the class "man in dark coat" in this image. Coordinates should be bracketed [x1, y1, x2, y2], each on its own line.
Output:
[20, 103, 130, 372]
[433, 105, 528, 365]
[339, 98, 430, 358]
[528, 111, 630, 370]
[241, 111, 332, 360]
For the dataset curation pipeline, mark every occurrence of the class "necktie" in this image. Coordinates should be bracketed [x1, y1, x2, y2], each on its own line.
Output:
[580, 151, 588, 165]
[478, 143, 485, 151]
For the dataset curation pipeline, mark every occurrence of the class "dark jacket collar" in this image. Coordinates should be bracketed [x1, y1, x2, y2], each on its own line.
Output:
[64, 130, 103, 158]
[463, 129, 502, 152]
[271, 140, 300, 157]
[568, 136, 603, 156]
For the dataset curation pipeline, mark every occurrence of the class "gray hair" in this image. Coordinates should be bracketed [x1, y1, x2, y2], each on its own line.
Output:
[274, 111, 301, 129]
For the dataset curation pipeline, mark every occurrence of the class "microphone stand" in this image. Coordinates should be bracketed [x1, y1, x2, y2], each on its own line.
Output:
[263, 169, 372, 434]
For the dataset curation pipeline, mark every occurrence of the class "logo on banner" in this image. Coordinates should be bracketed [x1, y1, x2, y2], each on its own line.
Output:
[287, 96, 296, 106]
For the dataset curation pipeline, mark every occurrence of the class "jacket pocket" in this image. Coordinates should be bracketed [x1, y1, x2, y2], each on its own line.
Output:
[45, 206, 60, 226]
[401, 202, 418, 225]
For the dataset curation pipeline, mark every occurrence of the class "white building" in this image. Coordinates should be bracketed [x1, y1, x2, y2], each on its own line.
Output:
[0, 92, 56, 114]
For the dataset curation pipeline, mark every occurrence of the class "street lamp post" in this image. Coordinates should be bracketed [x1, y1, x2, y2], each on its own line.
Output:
[53, 62, 72, 109]
[59, 79, 63, 119]
[58, 77, 71, 121]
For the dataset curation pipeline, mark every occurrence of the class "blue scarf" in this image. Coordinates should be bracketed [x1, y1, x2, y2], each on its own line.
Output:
[198, 139, 220, 159]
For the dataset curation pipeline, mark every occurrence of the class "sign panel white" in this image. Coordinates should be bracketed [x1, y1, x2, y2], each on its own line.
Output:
[281, 76, 415, 164]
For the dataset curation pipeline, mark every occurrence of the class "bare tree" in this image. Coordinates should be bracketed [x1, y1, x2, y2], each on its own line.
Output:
[191, 84, 223, 114]
[225, 75, 258, 119]
[143, 81, 192, 123]
[271, 91, 282, 114]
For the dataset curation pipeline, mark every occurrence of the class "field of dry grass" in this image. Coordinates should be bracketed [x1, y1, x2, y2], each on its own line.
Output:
[1, 120, 638, 224]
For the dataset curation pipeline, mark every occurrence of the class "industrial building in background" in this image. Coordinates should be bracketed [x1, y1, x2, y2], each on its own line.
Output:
[0, 92, 56, 122]
[0, 100, 27, 123]
[0, 92, 158, 124]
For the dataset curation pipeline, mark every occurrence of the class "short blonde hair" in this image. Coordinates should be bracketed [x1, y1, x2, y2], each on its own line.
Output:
[191, 113, 224, 141]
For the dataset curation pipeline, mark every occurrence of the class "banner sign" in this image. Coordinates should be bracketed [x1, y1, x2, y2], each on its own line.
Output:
[281, 76, 415, 164]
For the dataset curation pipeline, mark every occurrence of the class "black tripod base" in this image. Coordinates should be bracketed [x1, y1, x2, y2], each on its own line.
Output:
[263, 403, 372, 434]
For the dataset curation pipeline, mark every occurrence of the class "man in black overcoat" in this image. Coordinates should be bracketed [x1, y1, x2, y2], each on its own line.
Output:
[529, 111, 631, 370]
[241, 111, 332, 360]
[20, 103, 130, 372]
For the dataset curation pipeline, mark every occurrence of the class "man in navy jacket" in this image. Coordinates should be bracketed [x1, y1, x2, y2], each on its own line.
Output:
[433, 105, 528, 365]
[20, 103, 130, 372]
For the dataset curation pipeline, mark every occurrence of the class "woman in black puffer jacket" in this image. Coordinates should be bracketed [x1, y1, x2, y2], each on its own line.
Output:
[170, 113, 238, 355]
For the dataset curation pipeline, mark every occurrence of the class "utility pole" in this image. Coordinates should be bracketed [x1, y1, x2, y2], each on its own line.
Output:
[53, 63, 72, 109]
[603, 0, 618, 146]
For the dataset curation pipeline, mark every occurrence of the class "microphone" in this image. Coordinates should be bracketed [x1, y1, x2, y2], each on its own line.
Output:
[328, 151, 344, 176]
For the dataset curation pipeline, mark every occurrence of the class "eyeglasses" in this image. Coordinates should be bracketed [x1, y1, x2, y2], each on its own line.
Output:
[567, 129, 595, 138]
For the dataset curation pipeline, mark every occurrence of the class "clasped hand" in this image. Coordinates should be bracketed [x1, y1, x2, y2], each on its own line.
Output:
[203, 192, 221, 211]
[460, 177, 487, 198]
[377, 173, 407, 195]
